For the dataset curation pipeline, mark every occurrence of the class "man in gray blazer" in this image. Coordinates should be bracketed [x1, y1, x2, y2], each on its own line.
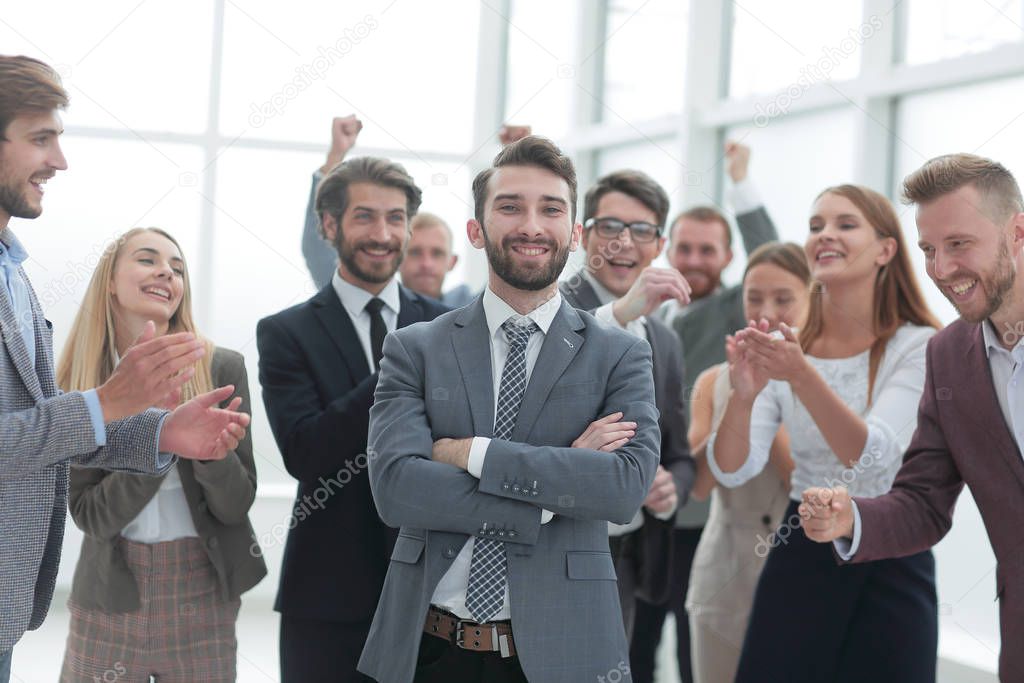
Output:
[359, 136, 661, 682]
[0, 56, 249, 681]
[559, 169, 695, 638]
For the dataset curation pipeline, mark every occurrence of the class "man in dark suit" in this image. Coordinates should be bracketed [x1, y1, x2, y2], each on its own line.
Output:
[257, 155, 448, 683]
[559, 169, 696, 637]
[800, 153, 1024, 681]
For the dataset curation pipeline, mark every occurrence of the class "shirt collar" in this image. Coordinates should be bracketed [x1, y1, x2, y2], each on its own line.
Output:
[331, 270, 400, 320]
[482, 286, 561, 340]
[581, 270, 616, 306]
[0, 229, 29, 266]
[982, 318, 1024, 360]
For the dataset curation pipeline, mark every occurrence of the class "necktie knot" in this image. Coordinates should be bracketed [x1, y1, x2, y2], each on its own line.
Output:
[364, 297, 385, 316]
[501, 318, 538, 349]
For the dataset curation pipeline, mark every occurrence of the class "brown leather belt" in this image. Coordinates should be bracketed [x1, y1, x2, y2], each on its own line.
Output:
[424, 605, 517, 658]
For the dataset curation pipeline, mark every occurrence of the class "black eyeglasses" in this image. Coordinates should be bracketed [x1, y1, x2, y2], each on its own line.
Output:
[584, 217, 662, 243]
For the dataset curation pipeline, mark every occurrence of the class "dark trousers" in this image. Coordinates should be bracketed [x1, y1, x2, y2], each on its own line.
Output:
[629, 527, 703, 683]
[279, 614, 374, 683]
[609, 531, 639, 639]
[413, 633, 527, 683]
[735, 501, 937, 683]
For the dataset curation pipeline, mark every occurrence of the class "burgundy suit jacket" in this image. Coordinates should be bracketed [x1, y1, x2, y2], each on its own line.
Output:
[851, 319, 1024, 680]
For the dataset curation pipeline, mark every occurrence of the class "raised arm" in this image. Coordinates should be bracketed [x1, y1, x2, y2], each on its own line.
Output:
[725, 141, 778, 253]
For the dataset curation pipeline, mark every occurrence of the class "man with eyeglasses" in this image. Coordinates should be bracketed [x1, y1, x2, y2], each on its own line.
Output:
[559, 169, 696, 639]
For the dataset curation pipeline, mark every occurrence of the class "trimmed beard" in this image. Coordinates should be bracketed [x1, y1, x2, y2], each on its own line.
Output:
[482, 224, 571, 291]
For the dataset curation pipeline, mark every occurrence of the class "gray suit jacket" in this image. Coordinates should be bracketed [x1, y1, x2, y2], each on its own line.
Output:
[358, 297, 661, 683]
[0, 229, 169, 652]
[559, 274, 694, 604]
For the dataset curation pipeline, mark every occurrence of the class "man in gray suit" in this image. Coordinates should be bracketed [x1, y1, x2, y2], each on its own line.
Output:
[0, 56, 250, 682]
[559, 169, 695, 638]
[359, 136, 661, 682]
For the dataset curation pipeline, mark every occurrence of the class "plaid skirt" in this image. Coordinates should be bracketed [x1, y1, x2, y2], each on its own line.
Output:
[61, 536, 241, 683]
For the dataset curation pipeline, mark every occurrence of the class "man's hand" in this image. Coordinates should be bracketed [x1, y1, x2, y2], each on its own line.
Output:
[643, 465, 677, 515]
[321, 115, 363, 173]
[432, 437, 472, 470]
[611, 267, 691, 326]
[499, 124, 532, 146]
[159, 386, 250, 461]
[799, 486, 855, 543]
[572, 412, 636, 452]
[725, 140, 751, 183]
[95, 321, 205, 423]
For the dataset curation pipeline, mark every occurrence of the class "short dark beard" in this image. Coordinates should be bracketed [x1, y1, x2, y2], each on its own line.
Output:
[950, 239, 1015, 323]
[482, 224, 570, 291]
[0, 178, 39, 220]
[333, 223, 404, 285]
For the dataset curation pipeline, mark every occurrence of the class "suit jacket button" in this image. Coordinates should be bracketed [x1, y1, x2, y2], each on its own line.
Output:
[206, 537, 219, 550]
[488, 529, 497, 536]
[503, 483, 511, 490]
[761, 515, 771, 526]
[498, 530, 506, 537]
[512, 485, 521, 493]
[443, 546, 457, 558]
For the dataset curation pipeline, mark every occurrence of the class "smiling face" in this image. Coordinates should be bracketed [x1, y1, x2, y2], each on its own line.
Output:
[582, 191, 666, 297]
[806, 192, 895, 286]
[469, 164, 581, 292]
[109, 231, 186, 325]
[0, 110, 67, 226]
[743, 262, 810, 330]
[323, 181, 409, 291]
[916, 184, 1021, 323]
[668, 218, 731, 300]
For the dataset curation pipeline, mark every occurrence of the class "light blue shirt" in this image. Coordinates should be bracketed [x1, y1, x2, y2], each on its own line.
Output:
[0, 232, 106, 446]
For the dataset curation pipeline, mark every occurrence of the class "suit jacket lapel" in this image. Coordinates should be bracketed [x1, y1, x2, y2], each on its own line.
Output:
[311, 285, 371, 381]
[397, 285, 422, 329]
[26, 271, 56, 398]
[562, 271, 602, 311]
[0, 269, 44, 401]
[968, 325, 1024, 490]
[452, 299, 495, 437]
[511, 301, 584, 443]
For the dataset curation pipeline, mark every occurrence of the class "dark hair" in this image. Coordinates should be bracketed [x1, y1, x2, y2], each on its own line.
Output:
[0, 55, 69, 139]
[583, 169, 670, 228]
[669, 205, 732, 249]
[472, 135, 577, 224]
[743, 241, 811, 284]
[903, 152, 1023, 224]
[315, 156, 422, 237]
[801, 184, 940, 402]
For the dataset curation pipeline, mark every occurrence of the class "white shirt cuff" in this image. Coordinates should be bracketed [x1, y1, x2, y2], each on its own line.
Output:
[832, 499, 862, 560]
[726, 177, 763, 215]
[541, 510, 554, 524]
[467, 437, 490, 478]
[706, 431, 756, 488]
[81, 389, 107, 447]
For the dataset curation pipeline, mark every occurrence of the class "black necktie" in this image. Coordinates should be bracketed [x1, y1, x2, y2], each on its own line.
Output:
[364, 298, 387, 372]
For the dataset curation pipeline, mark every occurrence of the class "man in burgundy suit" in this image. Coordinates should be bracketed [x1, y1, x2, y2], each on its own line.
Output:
[800, 153, 1024, 681]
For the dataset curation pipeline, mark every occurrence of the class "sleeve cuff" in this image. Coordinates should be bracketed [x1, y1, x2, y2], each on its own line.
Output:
[833, 499, 862, 560]
[154, 411, 175, 472]
[727, 178, 763, 216]
[81, 389, 107, 447]
[652, 503, 677, 521]
[706, 431, 755, 488]
[467, 437, 490, 478]
[541, 509, 554, 524]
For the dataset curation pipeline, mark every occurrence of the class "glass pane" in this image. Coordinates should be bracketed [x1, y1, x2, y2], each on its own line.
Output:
[722, 107, 858, 283]
[505, 0, 581, 139]
[904, 0, 1024, 64]
[602, 0, 688, 124]
[218, 0, 480, 152]
[894, 76, 1024, 329]
[0, 1, 212, 133]
[729, 0, 864, 98]
[208, 146, 473, 483]
[15, 136, 204, 361]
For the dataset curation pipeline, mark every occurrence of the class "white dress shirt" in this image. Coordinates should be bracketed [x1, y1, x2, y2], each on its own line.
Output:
[331, 270, 400, 372]
[584, 271, 676, 535]
[431, 287, 559, 620]
[121, 464, 199, 542]
[838, 319, 1024, 558]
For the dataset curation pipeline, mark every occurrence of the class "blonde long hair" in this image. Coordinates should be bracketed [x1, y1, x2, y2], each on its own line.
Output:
[799, 185, 940, 400]
[56, 227, 214, 400]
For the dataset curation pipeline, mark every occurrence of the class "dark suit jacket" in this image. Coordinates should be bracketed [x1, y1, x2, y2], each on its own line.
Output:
[257, 282, 448, 622]
[559, 273, 695, 603]
[849, 319, 1024, 680]
[68, 347, 267, 612]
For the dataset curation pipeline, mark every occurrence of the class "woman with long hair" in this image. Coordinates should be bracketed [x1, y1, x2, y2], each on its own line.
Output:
[58, 227, 266, 682]
[685, 242, 810, 683]
[709, 186, 942, 682]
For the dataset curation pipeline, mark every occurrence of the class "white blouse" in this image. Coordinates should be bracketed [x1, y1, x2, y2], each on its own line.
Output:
[708, 323, 935, 501]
